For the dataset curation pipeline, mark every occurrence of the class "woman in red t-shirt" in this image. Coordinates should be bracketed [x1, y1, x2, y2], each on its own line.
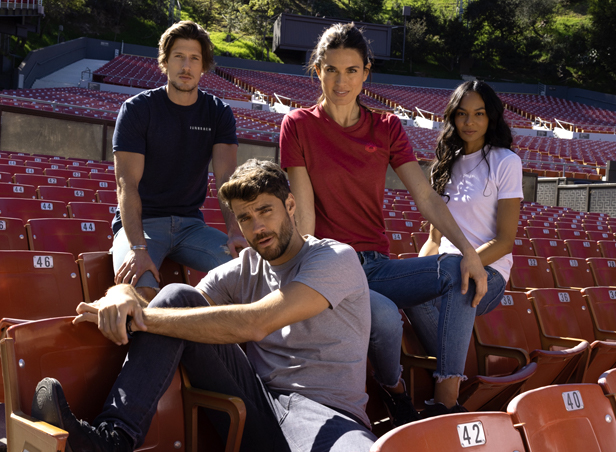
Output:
[281, 23, 499, 424]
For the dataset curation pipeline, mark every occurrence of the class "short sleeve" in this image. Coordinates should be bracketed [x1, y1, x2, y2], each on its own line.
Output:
[212, 101, 238, 145]
[292, 242, 367, 309]
[497, 152, 524, 200]
[279, 114, 306, 169]
[112, 99, 148, 155]
[195, 260, 240, 306]
[387, 115, 416, 169]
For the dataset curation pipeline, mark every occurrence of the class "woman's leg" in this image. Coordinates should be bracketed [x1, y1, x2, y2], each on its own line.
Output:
[362, 254, 505, 408]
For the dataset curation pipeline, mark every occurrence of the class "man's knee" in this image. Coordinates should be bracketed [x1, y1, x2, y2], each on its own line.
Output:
[149, 283, 209, 309]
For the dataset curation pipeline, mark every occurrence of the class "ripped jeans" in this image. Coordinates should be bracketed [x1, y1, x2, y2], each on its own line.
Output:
[358, 252, 505, 382]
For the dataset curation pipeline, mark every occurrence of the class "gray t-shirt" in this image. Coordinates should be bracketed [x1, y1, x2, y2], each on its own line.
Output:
[196, 235, 371, 426]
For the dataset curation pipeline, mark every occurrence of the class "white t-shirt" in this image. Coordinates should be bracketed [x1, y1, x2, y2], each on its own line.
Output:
[438, 146, 523, 281]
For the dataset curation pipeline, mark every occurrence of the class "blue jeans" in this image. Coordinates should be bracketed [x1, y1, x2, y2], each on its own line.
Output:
[358, 252, 505, 382]
[112, 216, 230, 289]
[94, 284, 376, 452]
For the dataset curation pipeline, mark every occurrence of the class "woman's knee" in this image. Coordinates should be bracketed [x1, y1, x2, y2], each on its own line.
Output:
[369, 291, 402, 334]
[149, 283, 209, 309]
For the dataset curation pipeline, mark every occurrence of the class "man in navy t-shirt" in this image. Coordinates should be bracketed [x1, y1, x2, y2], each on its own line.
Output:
[111, 20, 247, 303]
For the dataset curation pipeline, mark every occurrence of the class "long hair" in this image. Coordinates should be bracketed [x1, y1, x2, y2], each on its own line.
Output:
[431, 81, 513, 197]
[307, 22, 373, 112]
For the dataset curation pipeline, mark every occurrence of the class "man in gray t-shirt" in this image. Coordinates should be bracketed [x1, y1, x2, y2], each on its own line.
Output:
[31, 160, 376, 452]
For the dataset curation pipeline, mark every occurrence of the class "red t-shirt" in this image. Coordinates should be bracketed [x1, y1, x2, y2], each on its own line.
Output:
[280, 104, 416, 254]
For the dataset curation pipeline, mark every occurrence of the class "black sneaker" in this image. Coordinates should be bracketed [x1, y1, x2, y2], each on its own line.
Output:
[377, 381, 421, 427]
[420, 399, 468, 419]
[31, 377, 133, 452]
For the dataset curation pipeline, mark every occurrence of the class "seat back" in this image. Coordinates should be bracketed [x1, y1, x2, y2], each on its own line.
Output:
[411, 232, 429, 251]
[582, 287, 616, 341]
[0, 197, 67, 222]
[565, 239, 603, 259]
[530, 238, 569, 258]
[507, 384, 616, 452]
[509, 256, 554, 291]
[27, 218, 113, 259]
[0, 182, 36, 199]
[0, 217, 28, 250]
[384, 218, 423, 234]
[385, 230, 416, 255]
[1, 317, 185, 452]
[557, 228, 588, 241]
[37, 185, 97, 203]
[598, 241, 616, 259]
[67, 201, 117, 224]
[587, 257, 616, 286]
[370, 412, 526, 452]
[0, 250, 83, 320]
[13, 173, 67, 187]
[598, 368, 616, 414]
[68, 178, 117, 191]
[525, 226, 559, 240]
[548, 256, 595, 289]
[512, 237, 535, 256]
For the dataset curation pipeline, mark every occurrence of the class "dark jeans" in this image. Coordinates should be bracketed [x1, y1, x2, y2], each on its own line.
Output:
[94, 284, 376, 452]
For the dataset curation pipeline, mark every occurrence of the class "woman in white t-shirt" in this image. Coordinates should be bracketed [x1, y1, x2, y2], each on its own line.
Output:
[412, 80, 523, 417]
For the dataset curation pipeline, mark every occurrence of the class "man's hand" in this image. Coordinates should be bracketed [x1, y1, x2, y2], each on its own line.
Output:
[115, 249, 160, 286]
[74, 285, 148, 345]
[459, 251, 488, 308]
[227, 233, 249, 258]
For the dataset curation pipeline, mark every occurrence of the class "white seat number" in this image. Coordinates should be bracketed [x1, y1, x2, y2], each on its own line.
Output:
[33, 255, 54, 268]
[457, 421, 486, 448]
[562, 390, 584, 411]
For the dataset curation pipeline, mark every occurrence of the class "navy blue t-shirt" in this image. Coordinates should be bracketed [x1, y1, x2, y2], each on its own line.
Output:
[111, 87, 238, 234]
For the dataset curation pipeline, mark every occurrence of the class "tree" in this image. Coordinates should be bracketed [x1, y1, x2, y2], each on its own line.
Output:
[588, 0, 616, 83]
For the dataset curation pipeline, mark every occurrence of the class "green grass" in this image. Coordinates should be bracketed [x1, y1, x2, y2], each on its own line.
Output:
[209, 32, 283, 63]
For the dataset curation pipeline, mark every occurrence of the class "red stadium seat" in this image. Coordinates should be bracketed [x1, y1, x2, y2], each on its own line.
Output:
[201, 208, 225, 224]
[525, 227, 559, 240]
[411, 232, 429, 251]
[565, 239, 602, 259]
[512, 237, 535, 255]
[13, 173, 67, 187]
[0, 317, 246, 452]
[384, 218, 423, 233]
[0, 171, 12, 183]
[385, 231, 416, 255]
[68, 201, 117, 223]
[96, 189, 118, 204]
[587, 230, 614, 241]
[557, 228, 588, 240]
[474, 291, 588, 392]
[548, 256, 595, 289]
[68, 178, 117, 191]
[530, 238, 569, 258]
[89, 172, 116, 182]
[383, 209, 403, 219]
[0, 182, 36, 199]
[598, 368, 616, 413]
[586, 257, 616, 287]
[26, 218, 113, 259]
[45, 168, 88, 179]
[0, 164, 43, 175]
[528, 288, 616, 383]
[202, 197, 221, 210]
[507, 384, 616, 452]
[598, 241, 616, 258]
[37, 185, 97, 203]
[581, 287, 616, 342]
[0, 198, 67, 222]
[509, 256, 554, 291]
[0, 217, 28, 250]
[370, 412, 526, 452]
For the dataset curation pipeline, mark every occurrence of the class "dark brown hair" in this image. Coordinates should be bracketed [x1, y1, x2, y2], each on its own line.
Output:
[158, 21, 215, 74]
[431, 81, 514, 198]
[219, 159, 290, 210]
[308, 22, 373, 109]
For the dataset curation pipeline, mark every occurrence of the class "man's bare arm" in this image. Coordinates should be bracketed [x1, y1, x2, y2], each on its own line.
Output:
[211, 143, 248, 257]
[141, 282, 330, 343]
[114, 151, 160, 288]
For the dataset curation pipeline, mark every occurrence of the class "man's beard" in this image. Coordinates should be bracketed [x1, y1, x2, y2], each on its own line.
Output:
[248, 213, 295, 262]
[169, 77, 198, 93]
